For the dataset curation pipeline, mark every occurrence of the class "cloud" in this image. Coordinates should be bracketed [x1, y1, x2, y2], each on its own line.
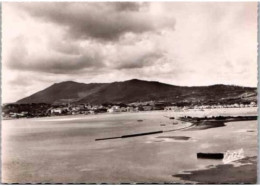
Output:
[7, 36, 105, 74]
[2, 2, 257, 103]
[3, 2, 175, 75]
[16, 2, 175, 41]
[106, 35, 166, 69]
[112, 2, 147, 12]
[116, 52, 163, 69]
[49, 38, 81, 55]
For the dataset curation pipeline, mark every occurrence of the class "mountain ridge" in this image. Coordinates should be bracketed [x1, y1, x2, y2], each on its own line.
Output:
[17, 79, 257, 105]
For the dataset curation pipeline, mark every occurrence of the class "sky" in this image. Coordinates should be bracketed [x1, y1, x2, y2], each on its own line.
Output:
[2, 2, 258, 103]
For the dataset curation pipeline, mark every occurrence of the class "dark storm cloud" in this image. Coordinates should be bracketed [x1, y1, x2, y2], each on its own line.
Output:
[17, 2, 175, 41]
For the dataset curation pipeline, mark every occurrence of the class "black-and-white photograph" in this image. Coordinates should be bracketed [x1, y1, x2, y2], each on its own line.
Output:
[1, 2, 258, 184]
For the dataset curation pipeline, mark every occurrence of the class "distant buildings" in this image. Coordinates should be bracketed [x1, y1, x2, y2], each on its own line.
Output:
[164, 102, 257, 111]
[142, 105, 153, 111]
[2, 101, 257, 119]
[50, 108, 62, 115]
[107, 106, 121, 113]
[126, 106, 139, 112]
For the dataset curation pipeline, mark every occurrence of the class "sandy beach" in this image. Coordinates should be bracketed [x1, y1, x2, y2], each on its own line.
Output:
[1, 108, 257, 183]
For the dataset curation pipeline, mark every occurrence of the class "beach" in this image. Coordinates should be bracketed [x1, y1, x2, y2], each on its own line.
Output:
[1, 108, 257, 183]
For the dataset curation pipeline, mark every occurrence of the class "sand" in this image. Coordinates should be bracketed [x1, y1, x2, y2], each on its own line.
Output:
[1, 108, 257, 183]
[173, 156, 257, 184]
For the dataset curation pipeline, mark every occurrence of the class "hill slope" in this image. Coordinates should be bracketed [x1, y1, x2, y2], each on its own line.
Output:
[17, 81, 108, 104]
[17, 79, 257, 105]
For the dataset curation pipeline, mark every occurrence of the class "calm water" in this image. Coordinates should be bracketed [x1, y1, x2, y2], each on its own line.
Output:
[2, 108, 258, 183]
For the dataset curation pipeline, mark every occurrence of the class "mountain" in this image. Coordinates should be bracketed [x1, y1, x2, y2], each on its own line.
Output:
[16, 79, 257, 105]
[17, 81, 108, 104]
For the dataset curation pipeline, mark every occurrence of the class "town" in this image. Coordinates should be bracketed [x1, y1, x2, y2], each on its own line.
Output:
[2, 101, 257, 119]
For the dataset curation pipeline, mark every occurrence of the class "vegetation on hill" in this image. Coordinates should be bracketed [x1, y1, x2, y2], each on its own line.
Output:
[16, 79, 257, 105]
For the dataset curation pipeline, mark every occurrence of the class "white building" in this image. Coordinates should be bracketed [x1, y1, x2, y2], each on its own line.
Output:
[108, 106, 121, 113]
[51, 108, 63, 114]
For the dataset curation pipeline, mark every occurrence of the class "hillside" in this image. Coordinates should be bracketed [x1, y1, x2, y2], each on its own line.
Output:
[17, 79, 257, 105]
[17, 81, 108, 104]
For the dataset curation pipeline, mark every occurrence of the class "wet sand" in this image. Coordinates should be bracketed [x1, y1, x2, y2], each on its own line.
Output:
[179, 116, 257, 130]
[1, 108, 258, 183]
[174, 156, 257, 184]
[156, 136, 190, 140]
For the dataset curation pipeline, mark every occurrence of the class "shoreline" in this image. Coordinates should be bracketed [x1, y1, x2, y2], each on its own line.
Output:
[2, 110, 257, 183]
[171, 117, 257, 183]
[3, 107, 257, 121]
[173, 156, 257, 184]
[178, 116, 257, 130]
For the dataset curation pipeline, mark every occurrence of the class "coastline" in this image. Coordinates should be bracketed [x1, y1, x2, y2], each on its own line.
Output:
[170, 116, 258, 184]
[3, 107, 258, 121]
[179, 116, 257, 130]
[2, 109, 257, 183]
[173, 156, 257, 184]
